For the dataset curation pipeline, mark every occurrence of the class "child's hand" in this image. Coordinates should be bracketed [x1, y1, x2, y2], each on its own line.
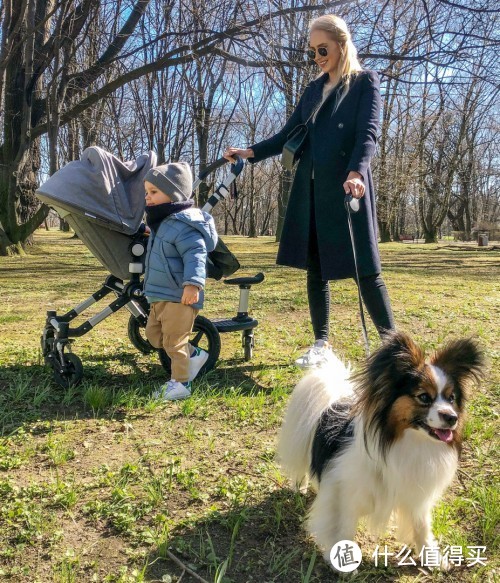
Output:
[181, 285, 200, 305]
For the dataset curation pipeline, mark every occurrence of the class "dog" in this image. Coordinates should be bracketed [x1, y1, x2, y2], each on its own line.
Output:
[277, 331, 484, 569]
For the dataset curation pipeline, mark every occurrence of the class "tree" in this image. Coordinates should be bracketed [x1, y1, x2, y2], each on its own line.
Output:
[0, 0, 352, 254]
[1, 0, 497, 250]
[0, 0, 153, 254]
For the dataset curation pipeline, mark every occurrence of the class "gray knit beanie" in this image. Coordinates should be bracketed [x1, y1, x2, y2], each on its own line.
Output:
[144, 161, 193, 202]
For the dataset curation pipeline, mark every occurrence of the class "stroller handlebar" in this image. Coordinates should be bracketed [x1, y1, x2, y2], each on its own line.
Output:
[195, 156, 244, 184]
[199, 156, 244, 214]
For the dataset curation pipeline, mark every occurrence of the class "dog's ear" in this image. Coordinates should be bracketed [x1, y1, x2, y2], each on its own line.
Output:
[368, 331, 425, 383]
[354, 331, 425, 401]
[431, 338, 485, 387]
[353, 331, 426, 455]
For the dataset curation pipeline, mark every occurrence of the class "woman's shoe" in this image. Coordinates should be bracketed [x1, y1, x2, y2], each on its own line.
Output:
[294, 341, 333, 369]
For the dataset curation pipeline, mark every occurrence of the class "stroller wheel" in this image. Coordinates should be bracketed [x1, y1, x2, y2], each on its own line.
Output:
[128, 314, 155, 354]
[158, 315, 221, 377]
[242, 331, 254, 362]
[52, 353, 84, 388]
[41, 327, 55, 358]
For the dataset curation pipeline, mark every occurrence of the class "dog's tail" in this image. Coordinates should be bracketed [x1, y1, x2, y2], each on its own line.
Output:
[277, 353, 352, 490]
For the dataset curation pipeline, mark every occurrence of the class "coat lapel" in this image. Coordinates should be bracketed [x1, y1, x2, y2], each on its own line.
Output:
[305, 74, 343, 122]
[304, 74, 327, 119]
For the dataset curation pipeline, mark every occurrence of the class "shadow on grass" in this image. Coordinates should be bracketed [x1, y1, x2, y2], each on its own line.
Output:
[141, 488, 426, 583]
[0, 361, 133, 435]
[0, 353, 289, 435]
[148, 488, 317, 583]
[201, 362, 290, 396]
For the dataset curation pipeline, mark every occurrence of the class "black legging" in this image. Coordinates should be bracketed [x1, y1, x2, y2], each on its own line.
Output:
[307, 218, 395, 341]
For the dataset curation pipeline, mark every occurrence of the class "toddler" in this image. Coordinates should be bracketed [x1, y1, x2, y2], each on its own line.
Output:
[143, 162, 218, 400]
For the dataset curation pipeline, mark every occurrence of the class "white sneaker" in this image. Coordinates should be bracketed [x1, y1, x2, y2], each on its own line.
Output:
[188, 346, 209, 381]
[294, 341, 333, 369]
[153, 379, 192, 401]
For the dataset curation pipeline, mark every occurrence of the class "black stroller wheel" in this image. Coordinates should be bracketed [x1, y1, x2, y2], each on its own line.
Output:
[127, 314, 155, 354]
[41, 327, 55, 358]
[158, 315, 221, 377]
[243, 331, 254, 362]
[52, 353, 84, 388]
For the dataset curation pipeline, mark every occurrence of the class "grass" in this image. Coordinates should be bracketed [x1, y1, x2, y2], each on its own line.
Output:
[0, 230, 498, 582]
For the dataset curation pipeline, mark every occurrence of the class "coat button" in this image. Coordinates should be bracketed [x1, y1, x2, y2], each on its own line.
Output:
[339, 150, 346, 156]
[338, 122, 344, 129]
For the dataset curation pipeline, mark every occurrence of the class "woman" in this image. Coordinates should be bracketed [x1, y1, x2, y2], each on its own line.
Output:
[224, 15, 395, 368]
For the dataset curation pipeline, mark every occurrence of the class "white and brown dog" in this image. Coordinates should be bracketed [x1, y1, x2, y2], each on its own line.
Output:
[278, 332, 484, 568]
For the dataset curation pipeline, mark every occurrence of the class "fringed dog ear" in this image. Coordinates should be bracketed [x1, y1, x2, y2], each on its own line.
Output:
[353, 331, 426, 457]
[431, 338, 485, 387]
[354, 331, 425, 410]
[365, 331, 425, 385]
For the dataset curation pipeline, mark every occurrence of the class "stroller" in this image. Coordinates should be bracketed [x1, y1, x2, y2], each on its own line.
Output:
[36, 147, 264, 388]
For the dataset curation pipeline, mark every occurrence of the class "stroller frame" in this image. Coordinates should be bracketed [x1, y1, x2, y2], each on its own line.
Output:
[40, 157, 264, 388]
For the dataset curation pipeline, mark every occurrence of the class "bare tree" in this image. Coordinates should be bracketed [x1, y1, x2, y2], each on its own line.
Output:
[1, 0, 497, 253]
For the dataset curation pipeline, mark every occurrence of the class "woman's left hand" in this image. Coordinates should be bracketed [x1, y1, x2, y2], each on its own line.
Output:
[343, 171, 365, 199]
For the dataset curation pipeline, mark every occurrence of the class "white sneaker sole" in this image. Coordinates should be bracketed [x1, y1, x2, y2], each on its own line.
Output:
[294, 359, 320, 369]
[163, 389, 191, 401]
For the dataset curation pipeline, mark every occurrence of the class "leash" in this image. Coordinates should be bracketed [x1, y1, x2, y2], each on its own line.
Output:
[344, 194, 370, 356]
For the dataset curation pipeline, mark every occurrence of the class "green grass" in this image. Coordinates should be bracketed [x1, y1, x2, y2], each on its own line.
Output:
[0, 230, 498, 582]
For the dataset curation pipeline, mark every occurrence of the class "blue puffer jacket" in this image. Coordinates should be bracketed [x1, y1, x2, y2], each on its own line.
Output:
[144, 208, 218, 309]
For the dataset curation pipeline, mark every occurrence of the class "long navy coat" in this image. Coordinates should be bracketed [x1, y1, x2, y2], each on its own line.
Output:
[250, 70, 382, 280]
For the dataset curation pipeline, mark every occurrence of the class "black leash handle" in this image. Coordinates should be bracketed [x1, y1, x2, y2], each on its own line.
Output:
[344, 194, 370, 356]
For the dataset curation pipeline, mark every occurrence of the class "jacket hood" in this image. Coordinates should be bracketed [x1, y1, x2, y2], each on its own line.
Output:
[171, 208, 218, 252]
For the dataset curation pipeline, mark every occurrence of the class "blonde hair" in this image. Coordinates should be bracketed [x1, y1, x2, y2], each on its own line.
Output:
[309, 15, 362, 80]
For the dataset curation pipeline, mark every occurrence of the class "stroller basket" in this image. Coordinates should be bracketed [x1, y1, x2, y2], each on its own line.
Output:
[36, 150, 264, 387]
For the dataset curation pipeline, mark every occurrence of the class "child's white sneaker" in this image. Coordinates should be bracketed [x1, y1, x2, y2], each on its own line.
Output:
[153, 379, 191, 401]
[295, 341, 333, 369]
[188, 346, 209, 381]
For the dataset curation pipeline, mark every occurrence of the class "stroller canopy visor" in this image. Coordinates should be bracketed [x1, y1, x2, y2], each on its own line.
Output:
[36, 147, 157, 235]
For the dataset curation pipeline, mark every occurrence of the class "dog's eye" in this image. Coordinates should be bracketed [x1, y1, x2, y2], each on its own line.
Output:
[448, 394, 455, 404]
[416, 393, 432, 405]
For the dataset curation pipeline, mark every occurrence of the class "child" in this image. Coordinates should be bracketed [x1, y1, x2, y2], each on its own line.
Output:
[143, 162, 218, 400]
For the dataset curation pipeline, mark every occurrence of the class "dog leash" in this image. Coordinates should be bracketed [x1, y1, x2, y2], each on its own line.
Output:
[344, 194, 370, 356]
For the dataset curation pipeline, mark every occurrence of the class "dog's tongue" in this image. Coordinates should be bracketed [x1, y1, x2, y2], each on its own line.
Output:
[433, 428, 453, 443]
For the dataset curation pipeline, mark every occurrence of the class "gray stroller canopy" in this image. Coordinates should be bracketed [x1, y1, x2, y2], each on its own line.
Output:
[37, 146, 157, 235]
[36, 147, 157, 280]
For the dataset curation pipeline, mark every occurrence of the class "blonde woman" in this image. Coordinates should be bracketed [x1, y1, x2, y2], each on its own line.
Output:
[224, 15, 395, 367]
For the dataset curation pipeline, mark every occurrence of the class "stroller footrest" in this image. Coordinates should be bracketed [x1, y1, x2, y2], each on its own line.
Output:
[212, 318, 258, 333]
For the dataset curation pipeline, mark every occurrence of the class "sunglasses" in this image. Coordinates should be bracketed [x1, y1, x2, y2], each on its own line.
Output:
[307, 46, 328, 60]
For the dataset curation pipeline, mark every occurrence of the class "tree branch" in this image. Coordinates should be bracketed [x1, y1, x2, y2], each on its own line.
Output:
[69, 0, 153, 90]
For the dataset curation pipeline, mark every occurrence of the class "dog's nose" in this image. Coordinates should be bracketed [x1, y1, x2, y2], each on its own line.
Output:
[439, 411, 458, 426]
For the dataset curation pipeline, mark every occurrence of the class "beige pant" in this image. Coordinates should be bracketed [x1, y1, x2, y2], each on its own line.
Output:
[145, 301, 198, 383]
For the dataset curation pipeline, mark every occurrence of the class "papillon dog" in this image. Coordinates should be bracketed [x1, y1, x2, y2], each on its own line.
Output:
[277, 332, 484, 568]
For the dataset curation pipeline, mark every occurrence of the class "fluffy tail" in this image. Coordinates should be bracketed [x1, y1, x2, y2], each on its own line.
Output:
[277, 354, 353, 490]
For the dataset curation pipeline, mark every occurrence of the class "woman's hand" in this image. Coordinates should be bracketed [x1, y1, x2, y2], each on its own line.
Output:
[343, 171, 365, 199]
[223, 147, 254, 163]
[181, 285, 200, 305]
